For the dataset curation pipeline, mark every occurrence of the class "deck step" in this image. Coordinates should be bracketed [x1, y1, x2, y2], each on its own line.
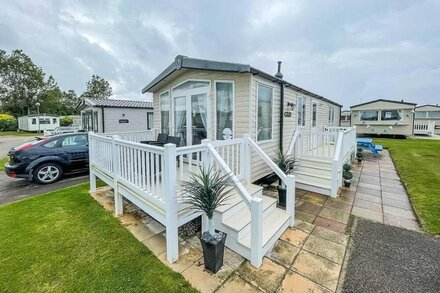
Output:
[238, 208, 290, 250]
[222, 196, 276, 232]
[294, 170, 332, 180]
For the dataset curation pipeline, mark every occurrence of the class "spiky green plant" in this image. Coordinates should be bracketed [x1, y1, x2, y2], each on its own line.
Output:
[273, 149, 295, 189]
[180, 166, 234, 236]
[273, 149, 295, 174]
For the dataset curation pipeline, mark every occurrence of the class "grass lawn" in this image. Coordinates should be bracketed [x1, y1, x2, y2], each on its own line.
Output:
[0, 156, 8, 171]
[0, 131, 40, 136]
[375, 138, 440, 234]
[0, 183, 197, 292]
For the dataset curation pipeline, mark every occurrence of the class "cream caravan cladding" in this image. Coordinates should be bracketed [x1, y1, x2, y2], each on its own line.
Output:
[351, 99, 416, 136]
[145, 56, 342, 182]
[415, 105, 440, 129]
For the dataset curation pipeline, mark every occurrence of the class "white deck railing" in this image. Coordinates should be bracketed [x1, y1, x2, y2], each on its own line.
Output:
[103, 129, 156, 142]
[288, 126, 357, 196]
[414, 121, 435, 136]
[89, 131, 294, 268]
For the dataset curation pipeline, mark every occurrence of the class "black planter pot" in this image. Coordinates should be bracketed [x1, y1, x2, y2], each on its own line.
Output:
[200, 230, 227, 273]
[344, 180, 351, 187]
[278, 186, 286, 207]
[357, 157, 363, 163]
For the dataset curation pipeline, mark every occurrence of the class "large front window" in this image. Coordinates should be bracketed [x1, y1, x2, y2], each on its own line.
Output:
[216, 82, 234, 140]
[381, 110, 401, 121]
[297, 96, 306, 126]
[360, 110, 379, 121]
[257, 84, 273, 141]
[160, 91, 170, 134]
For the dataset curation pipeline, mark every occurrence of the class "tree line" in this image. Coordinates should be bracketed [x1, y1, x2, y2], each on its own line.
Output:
[0, 49, 113, 117]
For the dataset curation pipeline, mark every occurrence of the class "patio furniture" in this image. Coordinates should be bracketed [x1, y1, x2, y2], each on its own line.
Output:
[140, 133, 168, 145]
[150, 136, 182, 147]
[357, 138, 383, 157]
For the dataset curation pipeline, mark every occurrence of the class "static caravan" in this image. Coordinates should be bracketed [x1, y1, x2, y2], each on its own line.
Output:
[87, 56, 356, 267]
[142, 56, 348, 194]
[18, 115, 60, 132]
[340, 110, 351, 127]
[78, 98, 154, 133]
[350, 99, 416, 137]
[414, 104, 440, 136]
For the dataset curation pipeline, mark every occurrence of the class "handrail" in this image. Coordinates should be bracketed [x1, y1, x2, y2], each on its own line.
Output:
[205, 144, 252, 207]
[245, 136, 287, 182]
[287, 130, 299, 155]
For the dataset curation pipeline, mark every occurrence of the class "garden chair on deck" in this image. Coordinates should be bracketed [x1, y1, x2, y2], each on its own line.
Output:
[140, 133, 168, 145]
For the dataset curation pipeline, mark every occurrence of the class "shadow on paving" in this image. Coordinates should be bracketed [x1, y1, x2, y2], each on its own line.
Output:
[343, 218, 440, 293]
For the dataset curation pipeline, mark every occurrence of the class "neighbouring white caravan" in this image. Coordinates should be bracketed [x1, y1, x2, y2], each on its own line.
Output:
[78, 98, 154, 133]
[350, 99, 417, 137]
[18, 114, 60, 132]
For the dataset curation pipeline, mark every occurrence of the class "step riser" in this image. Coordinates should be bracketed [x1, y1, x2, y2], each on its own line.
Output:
[236, 201, 277, 238]
[296, 161, 332, 169]
[296, 182, 332, 196]
[295, 175, 332, 186]
[294, 168, 332, 179]
[221, 188, 263, 219]
[262, 217, 290, 256]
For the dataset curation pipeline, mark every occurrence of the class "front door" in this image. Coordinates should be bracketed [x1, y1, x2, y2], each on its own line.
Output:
[172, 82, 209, 146]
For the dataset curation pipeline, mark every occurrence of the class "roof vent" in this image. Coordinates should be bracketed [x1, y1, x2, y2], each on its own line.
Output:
[275, 61, 283, 79]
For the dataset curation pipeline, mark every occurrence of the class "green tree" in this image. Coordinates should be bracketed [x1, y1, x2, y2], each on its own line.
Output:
[81, 75, 112, 99]
[0, 49, 46, 116]
[60, 90, 80, 115]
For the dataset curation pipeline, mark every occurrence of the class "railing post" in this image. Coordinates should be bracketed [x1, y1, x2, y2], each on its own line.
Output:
[200, 138, 211, 234]
[250, 197, 263, 268]
[285, 174, 296, 226]
[112, 135, 123, 216]
[243, 134, 251, 184]
[164, 143, 179, 263]
[88, 132, 96, 192]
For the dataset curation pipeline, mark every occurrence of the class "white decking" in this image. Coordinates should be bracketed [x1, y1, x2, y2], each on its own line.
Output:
[89, 132, 295, 268]
[288, 126, 357, 196]
[414, 121, 435, 136]
[88, 126, 356, 268]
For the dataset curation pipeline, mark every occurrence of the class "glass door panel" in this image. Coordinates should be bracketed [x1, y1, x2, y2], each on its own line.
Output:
[174, 96, 187, 147]
[191, 93, 208, 145]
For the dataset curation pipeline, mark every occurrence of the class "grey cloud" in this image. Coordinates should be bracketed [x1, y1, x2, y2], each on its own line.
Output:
[0, 0, 439, 106]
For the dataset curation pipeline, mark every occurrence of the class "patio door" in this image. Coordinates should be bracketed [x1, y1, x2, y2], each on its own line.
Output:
[172, 81, 210, 147]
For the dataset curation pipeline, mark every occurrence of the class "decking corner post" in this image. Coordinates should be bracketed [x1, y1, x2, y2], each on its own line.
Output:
[164, 143, 179, 263]
[88, 132, 96, 192]
[286, 175, 296, 227]
[243, 134, 251, 185]
[112, 135, 123, 216]
[200, 139, 211, 233]
[250, 197, 263, 268]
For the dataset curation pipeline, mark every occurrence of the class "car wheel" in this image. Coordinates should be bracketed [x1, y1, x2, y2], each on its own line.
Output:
[33, 163, 63, 184]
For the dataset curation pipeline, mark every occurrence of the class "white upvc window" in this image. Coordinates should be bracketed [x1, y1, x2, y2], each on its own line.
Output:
[312, 101, 317, 127]
[297, 96, 306, 127]
[360, 110, 379, 121]
[257, 83, 273, 141]
[159, 91, 170, 134]
[328, 105, 336, 124]
[381, 109, 402, 121]
[215, 81, 234, 140]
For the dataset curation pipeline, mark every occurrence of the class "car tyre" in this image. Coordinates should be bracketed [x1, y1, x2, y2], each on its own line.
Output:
[33, 163, 63, 184]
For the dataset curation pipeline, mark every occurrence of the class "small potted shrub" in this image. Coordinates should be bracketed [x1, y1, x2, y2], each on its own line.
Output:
[356, 147, 363, 163]
[273, 149, 295, 207]
[343, 163, 353, 187]
[180, 167, 233, 273]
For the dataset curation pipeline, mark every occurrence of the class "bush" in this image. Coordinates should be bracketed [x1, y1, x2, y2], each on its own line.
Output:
[60, 116, 73, 126]
[0, 114, 17, 131]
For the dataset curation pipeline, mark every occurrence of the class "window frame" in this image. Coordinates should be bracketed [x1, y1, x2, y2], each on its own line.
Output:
[256, 82, 274, 142]
[359, 110, 379, 121]
[380, 109, 402, 121]
[311, 101, 318, 128]
[214, 80, 235, 140]
[297, 96, 306, 127]
[159, 90, 171, 134]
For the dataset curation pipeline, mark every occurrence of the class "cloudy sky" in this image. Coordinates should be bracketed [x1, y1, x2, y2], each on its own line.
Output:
[1, 0, 439, 108]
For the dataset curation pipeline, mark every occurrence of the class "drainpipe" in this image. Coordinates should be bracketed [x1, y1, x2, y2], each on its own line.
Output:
[101, 107, 105, 133]
[275, 61, 284, 153]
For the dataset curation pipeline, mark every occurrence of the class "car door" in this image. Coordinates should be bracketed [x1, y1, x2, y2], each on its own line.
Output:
[60, 134, 89, 172]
